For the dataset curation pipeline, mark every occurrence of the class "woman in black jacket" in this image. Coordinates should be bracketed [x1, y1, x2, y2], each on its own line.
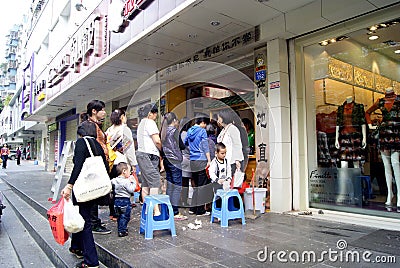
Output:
[61, 121, 108, 268]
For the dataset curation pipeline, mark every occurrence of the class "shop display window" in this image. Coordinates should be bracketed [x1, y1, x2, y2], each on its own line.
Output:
[304, 17, 400, 217]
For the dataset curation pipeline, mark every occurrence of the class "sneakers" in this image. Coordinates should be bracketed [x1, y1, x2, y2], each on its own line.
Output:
[75, 261, 99, 268]
[118, 232, 128, 237]
[174, 213, 188, 221]
[196, 211, 210, 216]
[188, 210, 195, 215]
[92, 226, 111, 234]
[69, 248, 83, 259]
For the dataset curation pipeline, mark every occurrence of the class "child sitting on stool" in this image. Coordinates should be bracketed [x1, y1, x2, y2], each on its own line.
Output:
[209, 142, 232, 193]
[111, 162, 137, 237]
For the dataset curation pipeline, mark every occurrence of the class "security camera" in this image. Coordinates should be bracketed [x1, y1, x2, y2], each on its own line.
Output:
[75, 3, 86, 11]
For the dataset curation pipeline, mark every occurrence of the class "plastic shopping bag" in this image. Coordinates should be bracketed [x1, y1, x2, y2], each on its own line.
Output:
[232, 170, 245, 188]
[63, 198, 84, 233]
[47, 198, 69, 245]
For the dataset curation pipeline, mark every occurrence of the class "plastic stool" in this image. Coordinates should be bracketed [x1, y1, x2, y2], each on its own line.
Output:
[360, 176, 372, 199]
[139, 194, 176, 239]
[210, 189, 246, 228]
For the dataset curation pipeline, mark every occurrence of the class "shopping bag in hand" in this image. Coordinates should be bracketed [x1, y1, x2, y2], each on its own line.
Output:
[47, 198, 69, 245]
[63, 198, 84, 233]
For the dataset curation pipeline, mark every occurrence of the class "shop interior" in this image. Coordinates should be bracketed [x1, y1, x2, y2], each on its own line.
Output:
[305, 17, 400, 217]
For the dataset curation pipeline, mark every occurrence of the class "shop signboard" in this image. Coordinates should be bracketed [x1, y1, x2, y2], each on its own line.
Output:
[32, 0, 109, 112]
[309, 168, 362, 207]
[157, 27, 258, 81]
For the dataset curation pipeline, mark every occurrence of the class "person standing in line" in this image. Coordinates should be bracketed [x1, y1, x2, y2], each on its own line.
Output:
[217, 109, 244, 178]
[16, 147, 22, 165]
[160, 112, 187, 220]
[106, 109, 138, 220]
[179, 117, 192, 207]
[136, 103, 162, 216]
[1, 144, 10, 169]
[61, 121, 106, 268]
[184, 115, 211, 216]
[81, 100, 111, 235]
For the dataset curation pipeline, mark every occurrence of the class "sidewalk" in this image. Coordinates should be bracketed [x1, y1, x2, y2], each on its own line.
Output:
[1, 160, 400, 267]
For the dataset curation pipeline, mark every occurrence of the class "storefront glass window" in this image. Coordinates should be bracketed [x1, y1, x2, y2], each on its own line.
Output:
[304, 17, 400, 218]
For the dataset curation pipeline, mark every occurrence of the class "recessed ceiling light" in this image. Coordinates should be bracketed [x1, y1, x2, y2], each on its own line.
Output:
[319, 40, 329, 46]
[210, 21, 220, 27]
[369, 25, 378, 31]
[170, 42, 179, 47]
[368, 35, 379, 40]
[154, 51, 164, 55]
[188, 33, 198, 39]
[117, 70, 127, 75]
[395, 49, 400, 54]
[144, 58, 151, 61]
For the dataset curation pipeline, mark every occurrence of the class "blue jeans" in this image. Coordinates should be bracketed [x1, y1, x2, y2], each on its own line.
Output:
[114, 197, 132, 233]
[71, 200, 99, 267]
[164, 158, 182, 215]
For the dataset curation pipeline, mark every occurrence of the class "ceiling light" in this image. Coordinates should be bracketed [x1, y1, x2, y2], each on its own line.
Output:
[395, 50, 400, 54]
[89, 88, 95, 91]
[319, 40, 329, 46]
[154, 51, 164, 55]
[188, 33, 198, 39]
[369, 25, 378, 31]
[143, 58, 151, 61]
[330, 38, 336, 43]
[210, 21, 220, 27]
[379, 23, 387, 27]
[169, 42, 179, 47]
[368, 35, 379, 40]
[117, 70, 127, 75]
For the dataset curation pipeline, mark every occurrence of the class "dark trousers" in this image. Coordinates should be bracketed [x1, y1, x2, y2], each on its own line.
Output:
[90, 205, 101, 228]
[190, 160, 209, 215]
[1, 155, 8, 168]
[71, 201, 99, 267]
[17, 156, 21, 165]
[164, 158, 182, 215]
[114, 197, 132, 233]
[181, 176, 190, 207]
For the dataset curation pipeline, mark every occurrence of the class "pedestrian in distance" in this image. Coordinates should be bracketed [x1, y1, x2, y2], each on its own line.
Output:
[1, 144, 10, 169]
[106, 108, 138, 220]
[160, 112, 187, 220]
[136, 103, 162, 216]
[184, 115, 211, 216]
[61, 120, 108, 268]
[111, 162, 137, 237]
[16, 146, 22, 165]
[81, 100, 111, 235]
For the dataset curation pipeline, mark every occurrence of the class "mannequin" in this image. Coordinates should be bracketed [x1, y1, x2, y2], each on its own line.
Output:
[366, 87, 400, 211]
[335, 96, 367, 204]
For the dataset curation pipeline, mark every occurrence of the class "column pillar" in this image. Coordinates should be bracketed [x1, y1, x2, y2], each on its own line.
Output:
[267, 38, 292, 212]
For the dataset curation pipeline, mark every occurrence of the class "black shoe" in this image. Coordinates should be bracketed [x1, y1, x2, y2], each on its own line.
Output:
[92, 226, 111, 234]
[118, 232, 128, 237]
[69, 247, 83, 259]
[75, 261, 99, 268]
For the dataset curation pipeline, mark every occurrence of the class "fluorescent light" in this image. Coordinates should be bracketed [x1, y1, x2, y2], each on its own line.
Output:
[395, 50, 400, 54]
[368, 35, 379, 40]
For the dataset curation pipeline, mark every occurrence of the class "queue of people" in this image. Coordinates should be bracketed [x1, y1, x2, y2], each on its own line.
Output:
[60, 100, 251, 268]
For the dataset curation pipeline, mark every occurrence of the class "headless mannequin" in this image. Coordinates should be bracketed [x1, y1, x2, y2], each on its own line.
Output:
[335, 96, 367, 168]
[335, 96, 367, 204]
[366, 88, 400, 210]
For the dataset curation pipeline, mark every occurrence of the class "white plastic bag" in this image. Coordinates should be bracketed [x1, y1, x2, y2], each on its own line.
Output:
[63, 198, 85, 233]
[233, 170, 245, 188]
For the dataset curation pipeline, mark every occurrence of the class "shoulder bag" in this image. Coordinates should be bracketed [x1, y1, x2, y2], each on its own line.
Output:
[73, 137, 112, 202]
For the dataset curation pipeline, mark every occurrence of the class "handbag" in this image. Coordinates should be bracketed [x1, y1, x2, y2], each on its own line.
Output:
[63, 198, 84, 233]
[232, 169, 245, 188]
[47, 198, 69, 245]
[73, 137, 112, 202]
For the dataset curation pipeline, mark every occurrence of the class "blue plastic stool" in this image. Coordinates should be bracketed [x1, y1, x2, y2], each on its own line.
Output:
[139, 194, 176, 239]
[210, 189, 246, 228]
